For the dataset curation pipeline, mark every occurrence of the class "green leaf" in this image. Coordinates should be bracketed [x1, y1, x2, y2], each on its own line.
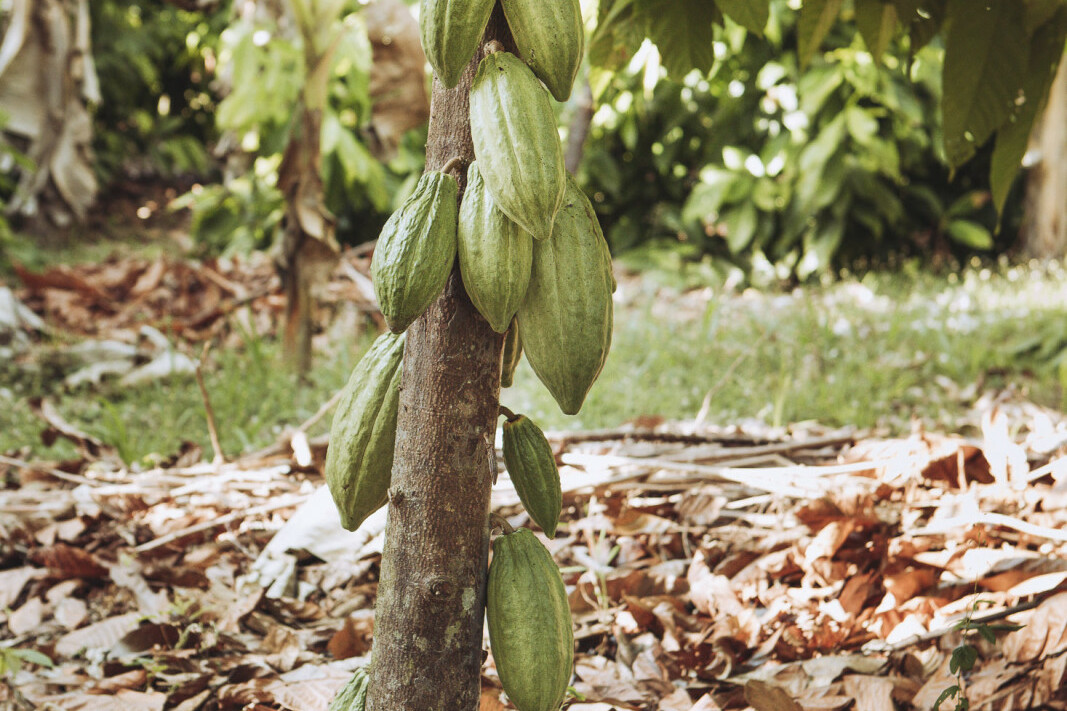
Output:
[946, 221, 993, 250]
[589, 0, 644, 70]
[723, 202, 759, 253]
[977, 624, 996, 644]
[941, 0, 1029, 168]
[935, 686, 961, 711]
[845, 105, 880, 145]
[798, 0, 846, 68]
[855, 0, 899, 61]
[895, 0, 946, 51]
[714, 0, 770, 35]
[683, 168, 738, 223]
[1026, 0, 1065, 33]
[8, 648, 53, 668]
[949, 643, 980, 673]
[798, 215, 845, 278]
[637, 0, 720, 78]
[990, 8, 1067, 214]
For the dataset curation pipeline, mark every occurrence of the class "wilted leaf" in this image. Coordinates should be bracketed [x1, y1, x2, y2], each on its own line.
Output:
[54, 613, 141, 657]
[30, 543, 109, 580]
[0, 566, 43, 609]
[745, 680, 804, 711]
[8, 597, 45, 635]
[1002, 592, 1067, 662]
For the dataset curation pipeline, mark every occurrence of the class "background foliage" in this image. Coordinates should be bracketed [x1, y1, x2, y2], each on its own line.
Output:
[89, 1, 225, 182]
[1, 0, 1064, 280]
[578, 0, 1037, 280]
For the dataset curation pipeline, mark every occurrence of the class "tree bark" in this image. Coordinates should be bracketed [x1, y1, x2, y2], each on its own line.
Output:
[1021, 56, 1067, 260]
[564, 80, 594, 174]
[366, 8, 514, 711]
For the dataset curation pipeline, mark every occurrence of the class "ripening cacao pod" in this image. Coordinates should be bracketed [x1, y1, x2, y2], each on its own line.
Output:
[470, 51, 565, 242]
[518, 178, 613, 415]
[325, 332, 405, 531]
[458, 162, 533, 333]
[371, 171, 458, 333]
[501, 0, 584, 102]
[419, 0, 495, 88]
[328, 667, 369, 711]
[500, 319, 522, 388]
[487, 528, 573, 711]
[502, 414, 561, 537]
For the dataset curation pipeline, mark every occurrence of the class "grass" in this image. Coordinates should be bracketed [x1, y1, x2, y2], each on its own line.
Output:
[4, 257, 1067, 463]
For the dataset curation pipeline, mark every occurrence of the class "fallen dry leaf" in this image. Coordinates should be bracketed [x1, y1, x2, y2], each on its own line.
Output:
[8, 596, 46, 635]
[54, 612, 141, 657]
[744, 680, 803, 711]
[842, 675, 895, 711]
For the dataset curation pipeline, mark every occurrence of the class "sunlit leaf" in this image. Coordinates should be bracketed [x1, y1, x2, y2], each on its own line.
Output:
[714, 0, 770, 35]
[855, 0, 898, 61]
[990, 8, 1067, 215]
[946, 220, 993, 250]
[636, 0, 720, 78]
[798, 0, 846, 68]
[941, 0, 1028, 168]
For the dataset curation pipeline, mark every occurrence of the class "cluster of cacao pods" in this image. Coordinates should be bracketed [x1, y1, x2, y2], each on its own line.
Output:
[326, 3, 600, 709]
[369, 0, 613, 416]
[490, 412, 573, 711]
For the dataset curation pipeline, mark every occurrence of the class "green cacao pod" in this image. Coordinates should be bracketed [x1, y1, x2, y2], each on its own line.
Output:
[371, 171, 458, 333]
[470, 51, 565, 242]
[487, 528, 573, 711]
[458, 162, 533, 333]
[501, 0, 584, 102]
[502, 414, 561, 537]
[419, 0, 495, 88]
[518, 178, 613, 415]
[328, 667, 368, 711]
[325, 332, 405, 531]
[500, 319, 522, 388]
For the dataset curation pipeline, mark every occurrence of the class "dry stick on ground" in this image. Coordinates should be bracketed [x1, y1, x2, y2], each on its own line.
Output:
[195, 342, 225, 464]
[548, 427, 787, 447]
[133, 495, 308, 553]
[0, 454, 100, 487]
[863, 597, 1045, 654]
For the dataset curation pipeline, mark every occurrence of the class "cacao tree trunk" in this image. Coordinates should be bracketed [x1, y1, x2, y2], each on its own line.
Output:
[366, 9, 514, 711]
[1021, 55, 1067, 260]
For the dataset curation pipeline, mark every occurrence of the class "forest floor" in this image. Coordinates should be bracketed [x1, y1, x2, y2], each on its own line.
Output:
[2, 240, 1067, 710]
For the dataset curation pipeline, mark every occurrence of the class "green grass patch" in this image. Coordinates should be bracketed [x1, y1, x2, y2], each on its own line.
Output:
[4, 260, 1067, 462]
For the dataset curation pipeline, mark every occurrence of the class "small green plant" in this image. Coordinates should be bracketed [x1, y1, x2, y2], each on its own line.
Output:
[934, 596, 1024, 710]
[0, 646, 54, 677]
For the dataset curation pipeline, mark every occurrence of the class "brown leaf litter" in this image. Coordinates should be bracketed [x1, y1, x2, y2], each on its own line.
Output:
[2, 392, 1067, 710]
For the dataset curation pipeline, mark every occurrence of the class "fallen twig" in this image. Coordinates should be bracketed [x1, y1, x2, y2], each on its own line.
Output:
[195, 343, 225, 465]
[133, 495, 309, 553]
[862, 597, 1045, 654]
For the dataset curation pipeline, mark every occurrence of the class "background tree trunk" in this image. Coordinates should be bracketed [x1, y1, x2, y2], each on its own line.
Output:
[275, 0, 344, 373]
[565, 80, 594, 174]
[1021, 55, 1067, 260]
[366, 9, 515, 711]
[0, 0, 99, 237]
